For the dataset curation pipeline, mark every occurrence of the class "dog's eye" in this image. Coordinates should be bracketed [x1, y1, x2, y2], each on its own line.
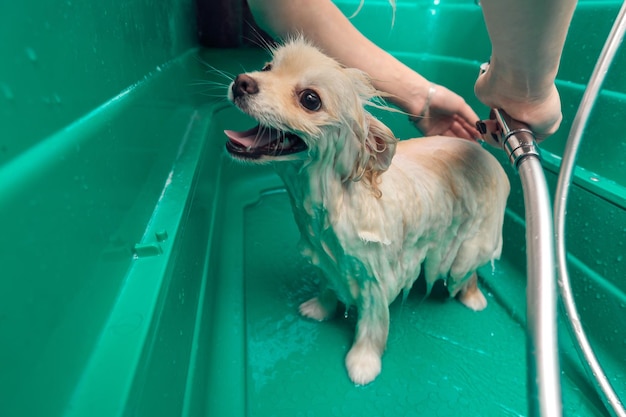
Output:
[299, 89, 322, 111]
[261, 63, 272, 72]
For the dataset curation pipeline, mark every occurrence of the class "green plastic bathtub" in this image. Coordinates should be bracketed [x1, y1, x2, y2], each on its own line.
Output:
[1, 0, 624, 416]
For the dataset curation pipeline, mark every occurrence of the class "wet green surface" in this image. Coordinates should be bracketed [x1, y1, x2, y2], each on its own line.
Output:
[196, 156, 615, 417]
[1, 0, 625, 415]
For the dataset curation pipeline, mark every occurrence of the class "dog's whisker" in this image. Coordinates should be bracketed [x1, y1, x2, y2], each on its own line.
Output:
[277, 133, 285, 156]
[243, 34, 273, 52]
[244, 22, 277, 53]
[197, 93, 229, 100]
[250, 124, 268, 151]
[188, 79, 230, 88]
[210, 68, 236, 81]
[189, 82, 229, 95]
[190, 86, 230, 95]
[195, 58, 236, 82]
[188, 77, 231, 99]
[279, 132, 291, 156]
[272, 131, 282, 156]
[260, 126, 272, 150]
[193, 85, 229, 94]
[197, 59, 234, 75]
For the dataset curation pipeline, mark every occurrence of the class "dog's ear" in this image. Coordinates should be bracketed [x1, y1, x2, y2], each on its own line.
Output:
[349, 114, 397, 198]
[365, 115, 396, 174]
[340, 67, 397, 195]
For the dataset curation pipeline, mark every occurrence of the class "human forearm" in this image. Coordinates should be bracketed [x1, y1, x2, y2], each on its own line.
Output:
[480, 0, 577, 98]
[248, 0, 480, 139]
[247, 0, 429, 113]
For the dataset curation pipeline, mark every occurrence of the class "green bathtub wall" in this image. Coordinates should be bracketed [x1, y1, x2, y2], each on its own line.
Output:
[340, 0, 626, 189]
[0, 0, 196, 166]
[1, 0, 625, 416]
[0, 0, 197, 415]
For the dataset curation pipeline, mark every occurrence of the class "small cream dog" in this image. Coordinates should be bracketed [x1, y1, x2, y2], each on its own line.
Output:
[224, 38, 510, 385]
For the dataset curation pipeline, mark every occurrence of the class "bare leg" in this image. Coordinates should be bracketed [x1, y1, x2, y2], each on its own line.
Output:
[455, 272, 488, 311]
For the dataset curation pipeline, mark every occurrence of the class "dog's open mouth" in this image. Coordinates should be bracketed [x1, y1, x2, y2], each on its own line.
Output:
[224, 125, 308, 159]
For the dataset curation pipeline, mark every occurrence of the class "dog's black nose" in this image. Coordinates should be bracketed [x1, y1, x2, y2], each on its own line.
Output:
[232, 74, 259, 98]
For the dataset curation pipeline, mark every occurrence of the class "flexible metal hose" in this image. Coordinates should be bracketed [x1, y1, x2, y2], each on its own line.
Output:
[492, 109, 562, 417]
[554, 2, 626, 417]
[518, 156, 562, 417]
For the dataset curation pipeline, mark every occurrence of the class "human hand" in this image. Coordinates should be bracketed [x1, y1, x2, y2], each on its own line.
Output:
[411, 84, 481, 140]
[476, 108, 536, 151]
[474, 62, 563, 144]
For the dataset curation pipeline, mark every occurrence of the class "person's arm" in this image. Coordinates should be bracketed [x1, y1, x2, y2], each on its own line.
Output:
[475, 0, 577, 141]
[248, 0, 480, 139]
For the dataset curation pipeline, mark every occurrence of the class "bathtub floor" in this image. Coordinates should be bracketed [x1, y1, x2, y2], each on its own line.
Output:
[199, 158, 609, 417]
[182, 46, 621, 416]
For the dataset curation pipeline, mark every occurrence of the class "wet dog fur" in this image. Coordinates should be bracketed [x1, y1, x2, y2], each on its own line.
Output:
[224, 38, 510, 385]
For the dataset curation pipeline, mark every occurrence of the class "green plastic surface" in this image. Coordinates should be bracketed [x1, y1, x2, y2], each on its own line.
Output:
[1, 0, 625, 416]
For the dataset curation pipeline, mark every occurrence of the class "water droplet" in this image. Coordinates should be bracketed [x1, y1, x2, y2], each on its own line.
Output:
[1, 83, 14, 100]
[590, 176, 600, 182]
[401, 287, 410, 304]
[25, 47, 38, 62]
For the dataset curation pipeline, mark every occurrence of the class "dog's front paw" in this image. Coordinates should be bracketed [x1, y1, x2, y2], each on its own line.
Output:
[299, 296, 334, 321]
[345, 344, 382, 385]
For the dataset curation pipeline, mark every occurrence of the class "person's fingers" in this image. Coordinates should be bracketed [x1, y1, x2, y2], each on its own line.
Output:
[440, 89, 481, 139]
[475, 118, 501, 148]
[453, 114, 481, 139]
[448, 121, 473, 140]
[455, 101, 481, 127]
[417, 115, 477, 140]
[451, 127, 470, 140]
[475, 65, 563, 141]
[476, 108, 554, 149]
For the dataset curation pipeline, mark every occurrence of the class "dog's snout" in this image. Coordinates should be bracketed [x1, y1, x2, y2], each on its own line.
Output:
[232, 74, 259, 98]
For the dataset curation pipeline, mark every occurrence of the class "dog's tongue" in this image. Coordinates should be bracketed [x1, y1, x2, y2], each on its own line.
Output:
[224, 125, 275, 148]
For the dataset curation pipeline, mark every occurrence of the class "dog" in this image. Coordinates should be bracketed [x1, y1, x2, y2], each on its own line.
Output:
[224, 37, 510, 385]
